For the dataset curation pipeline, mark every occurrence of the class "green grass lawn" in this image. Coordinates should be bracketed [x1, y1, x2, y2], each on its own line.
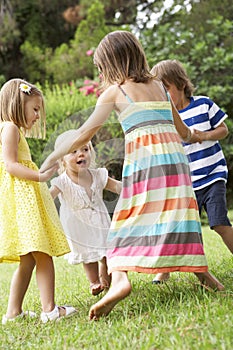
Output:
[0, 223, 233, 350]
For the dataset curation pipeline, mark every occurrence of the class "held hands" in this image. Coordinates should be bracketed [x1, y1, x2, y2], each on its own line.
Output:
[39, 162, 59, 182]
[192, 129, 210, 142]
[181, 122, 226, 145]
[183, 129, 203, 144]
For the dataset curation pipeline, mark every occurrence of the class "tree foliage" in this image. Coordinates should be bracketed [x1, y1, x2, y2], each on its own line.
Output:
[20, 1, 111, 84]
[140, 0, 233, 197]
[1, 0, 233, 197]
[0, 0, 77, 80]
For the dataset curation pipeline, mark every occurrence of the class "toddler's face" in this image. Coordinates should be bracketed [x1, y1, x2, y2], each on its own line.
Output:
[64, 144, 91, 171]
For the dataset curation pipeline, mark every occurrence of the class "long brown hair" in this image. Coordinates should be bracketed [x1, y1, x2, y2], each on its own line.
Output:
[94, 31, 154, 89]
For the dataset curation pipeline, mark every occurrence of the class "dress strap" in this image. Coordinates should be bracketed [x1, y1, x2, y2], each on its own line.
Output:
[166, 91, 171, 101]
[161, 82, 170, 101]
[118, 85, 134, 103]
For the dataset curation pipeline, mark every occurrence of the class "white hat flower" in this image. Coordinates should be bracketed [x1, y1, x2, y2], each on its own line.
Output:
[19, 83, 31, 94]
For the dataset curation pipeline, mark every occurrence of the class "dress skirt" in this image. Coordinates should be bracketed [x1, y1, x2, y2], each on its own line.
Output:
[106, 102, 208, 274]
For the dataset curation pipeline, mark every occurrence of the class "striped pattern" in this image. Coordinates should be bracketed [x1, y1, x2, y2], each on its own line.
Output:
[107, 101, 207, 274]
[180, 96, 228, 190]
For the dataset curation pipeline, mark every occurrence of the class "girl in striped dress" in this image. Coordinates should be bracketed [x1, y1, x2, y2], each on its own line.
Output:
[40, 31, 224, 320]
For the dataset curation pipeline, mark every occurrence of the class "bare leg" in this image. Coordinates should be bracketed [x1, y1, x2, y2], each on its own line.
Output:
[99, 257, 111, 288]
[214, 225, 233, 254]
[5, 254, 35, 318]
[32, 252, 56, 313]
[195, 271, 225, 291]
[83, 262, 103, 295]
[89, 271, 132, 320]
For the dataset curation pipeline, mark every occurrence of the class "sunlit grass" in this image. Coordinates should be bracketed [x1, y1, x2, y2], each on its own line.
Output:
[0, 217, 233, 350]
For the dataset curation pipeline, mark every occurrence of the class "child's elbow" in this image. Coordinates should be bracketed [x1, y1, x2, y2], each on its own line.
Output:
[4, 161, 16, 176]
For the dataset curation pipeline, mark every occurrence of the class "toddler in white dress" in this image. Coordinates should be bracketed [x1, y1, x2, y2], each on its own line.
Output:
[50, 131, 121, 295]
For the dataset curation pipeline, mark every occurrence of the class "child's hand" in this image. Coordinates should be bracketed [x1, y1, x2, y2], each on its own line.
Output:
[39, 162, 59, 182]
[192, 129, 206, 143]
[185, 129, 203, 144]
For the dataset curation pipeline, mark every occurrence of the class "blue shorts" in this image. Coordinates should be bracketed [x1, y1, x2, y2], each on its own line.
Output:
[195, 180, 231, 229]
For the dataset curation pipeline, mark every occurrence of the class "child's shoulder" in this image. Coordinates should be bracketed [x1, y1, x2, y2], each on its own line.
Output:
[0, 120, 18, 130]
[90, 167, 108, 176]
[51, 171, 66, 182]
[192, 95, 221, 111]
[0, 121, 20, 138]
[98, 84, 120, 102]
[193, 95, 212, 103]
[50, 171, 69, 190]
[90, 168, 108, 186]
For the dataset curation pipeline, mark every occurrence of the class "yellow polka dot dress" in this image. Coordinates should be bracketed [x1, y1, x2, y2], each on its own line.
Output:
[0, 123, 70, 263]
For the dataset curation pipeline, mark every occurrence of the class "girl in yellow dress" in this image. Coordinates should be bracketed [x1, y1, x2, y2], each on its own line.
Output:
[0, 79, 77, 324]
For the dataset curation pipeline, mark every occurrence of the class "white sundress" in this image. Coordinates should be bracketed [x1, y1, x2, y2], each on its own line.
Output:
[51, 168, 111, 264]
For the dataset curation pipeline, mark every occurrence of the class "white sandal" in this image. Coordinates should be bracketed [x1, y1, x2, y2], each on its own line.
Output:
[40, 305, 77, 323]
[2, 310, 36, 325]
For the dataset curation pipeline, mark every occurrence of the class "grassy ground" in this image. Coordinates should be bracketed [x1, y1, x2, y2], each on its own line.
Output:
[0, 223, 233, 350]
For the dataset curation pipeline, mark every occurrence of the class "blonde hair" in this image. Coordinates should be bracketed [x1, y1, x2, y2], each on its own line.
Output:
[0, 78, 46, 138]
[94, 30, 154, 89]
[54, 129, 96, 174]
[151, 60, 195, 98]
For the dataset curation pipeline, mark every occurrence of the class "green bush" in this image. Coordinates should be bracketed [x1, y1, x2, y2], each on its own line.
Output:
[28, 81, 96, 165]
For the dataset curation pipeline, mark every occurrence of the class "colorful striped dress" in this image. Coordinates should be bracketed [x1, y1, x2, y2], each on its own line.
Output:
[106, 89, 208, 274]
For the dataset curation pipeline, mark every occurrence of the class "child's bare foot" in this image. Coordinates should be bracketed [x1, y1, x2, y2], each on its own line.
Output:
[90, 283, 104, 296]
[89, 271, 131, 320]
[152, 272, 170, 284]
[99, 257, 111, 290]
[195, 271, 225, 291]
[99, 275, 111, 290]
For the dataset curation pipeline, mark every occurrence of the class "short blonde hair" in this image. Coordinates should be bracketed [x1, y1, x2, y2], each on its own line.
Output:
[151, 60, 194, 98]
[94, 30, 154, 89]
[54, 129, 96, 174]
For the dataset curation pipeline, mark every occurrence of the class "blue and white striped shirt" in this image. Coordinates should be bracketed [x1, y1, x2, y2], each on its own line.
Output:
[179, 96, 228, 190]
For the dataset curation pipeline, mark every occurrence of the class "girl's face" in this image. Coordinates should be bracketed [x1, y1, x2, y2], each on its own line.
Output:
[63, 145, 91, 172]
[24, 95, 42, 129]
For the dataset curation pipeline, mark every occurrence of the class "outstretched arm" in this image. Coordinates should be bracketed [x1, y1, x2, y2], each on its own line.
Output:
[40, 87, 116, 173]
